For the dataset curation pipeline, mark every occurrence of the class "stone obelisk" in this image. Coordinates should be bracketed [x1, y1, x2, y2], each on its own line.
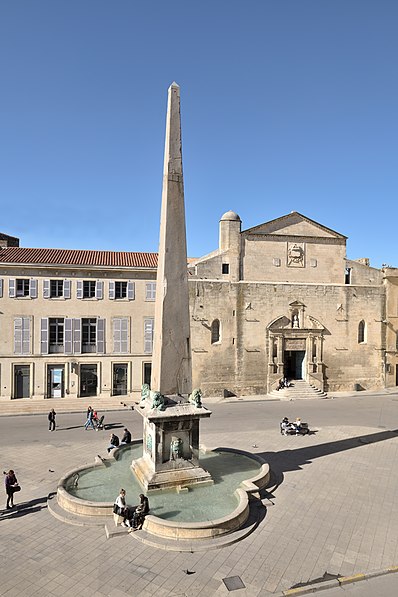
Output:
[150, 82, 192, 397]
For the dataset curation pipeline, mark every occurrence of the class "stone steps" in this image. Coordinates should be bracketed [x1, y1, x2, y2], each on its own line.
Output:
[269, 379, 327, 400]
[0, 396, 135, 416]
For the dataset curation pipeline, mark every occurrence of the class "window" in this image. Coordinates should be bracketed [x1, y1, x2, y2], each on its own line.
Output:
[115, 281, 127, 299]
[14, 317, 31, 354]
[77, 280, 103, 299]
[358, 320, 366, 344]
[82, 318, 97, 352]
[49, 318, 64, 353]
[50, 280, 64, 297]
[16, 279, 30, 297]
[211, 319, 220, 344]
[9, 278, 37, 298]
[345, 267, 352, 284]
[113, 317, 129, 353]
[222, 264, 229, 274]
[144, 318, 154, 353]
[145, 282, 156, 301]
[83, 281, 96, 298]
[143, 362, 152, 386]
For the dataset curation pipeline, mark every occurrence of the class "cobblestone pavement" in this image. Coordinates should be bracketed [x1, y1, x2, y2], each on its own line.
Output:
[1, 393, 398, 596]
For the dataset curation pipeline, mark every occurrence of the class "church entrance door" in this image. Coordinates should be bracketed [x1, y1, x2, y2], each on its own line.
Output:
[284, 350, 305, 380]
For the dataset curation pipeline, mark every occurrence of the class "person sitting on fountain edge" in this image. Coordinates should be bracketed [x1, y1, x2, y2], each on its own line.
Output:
[121, 428, 132, 445]
[107, 433, 120, 453]
[130, 494, 150, 530]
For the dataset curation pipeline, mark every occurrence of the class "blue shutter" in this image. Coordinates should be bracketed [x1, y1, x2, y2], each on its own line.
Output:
[76, 281, 83, 299]
[64, 318, 73, 354]
[43, 280, 50, 298]
[109, 281, 115, 300]
[96, 281, 104, 300]
[41, 318, 49, 354]
[127, 281, 135, 301]
[64, 279, 71, 299]
[9, 279, 16, 298]
[30, 279, 38, 298]
[73, 319, 81, 354]
[96, 318, 105, 353]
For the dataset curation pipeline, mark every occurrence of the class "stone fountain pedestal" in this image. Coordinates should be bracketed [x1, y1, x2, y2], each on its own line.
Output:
[131, 395, 213, 492]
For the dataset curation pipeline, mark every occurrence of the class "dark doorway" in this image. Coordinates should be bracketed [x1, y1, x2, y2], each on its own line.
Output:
[284, 350, 305, 380]
[113, 364, 127, 396]
[143, 362, 151, 387]
[14, 365, 30, 398]
[80, 364, 98, 397]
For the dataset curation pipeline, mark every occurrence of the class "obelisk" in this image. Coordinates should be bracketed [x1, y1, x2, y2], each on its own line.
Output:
[150, 82, 192, 397]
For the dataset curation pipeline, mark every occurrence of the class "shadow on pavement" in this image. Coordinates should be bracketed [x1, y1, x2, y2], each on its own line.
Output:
[261, 428, 398, 491]
[0, 496, 48, 520]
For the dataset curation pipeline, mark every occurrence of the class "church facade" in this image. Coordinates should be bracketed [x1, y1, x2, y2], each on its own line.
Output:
[0, 210, 397, 401]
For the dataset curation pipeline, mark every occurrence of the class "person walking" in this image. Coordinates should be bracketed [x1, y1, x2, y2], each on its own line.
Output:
[4, 470, 20, 509]
[48, 408, 56, 431]
[84, 407, 96, 430]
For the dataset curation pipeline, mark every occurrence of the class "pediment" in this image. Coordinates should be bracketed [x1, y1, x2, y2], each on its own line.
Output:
[244, 212, 346, 240]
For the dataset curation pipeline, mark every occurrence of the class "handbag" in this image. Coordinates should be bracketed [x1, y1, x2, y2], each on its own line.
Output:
[113, 503, 121, 515]
[13, 485, 21, 492]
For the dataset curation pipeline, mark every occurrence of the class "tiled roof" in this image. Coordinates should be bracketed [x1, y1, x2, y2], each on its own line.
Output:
[0, 247, 158, 268]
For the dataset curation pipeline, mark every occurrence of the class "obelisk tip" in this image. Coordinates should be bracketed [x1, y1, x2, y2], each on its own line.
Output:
[169, 81, 180, 90]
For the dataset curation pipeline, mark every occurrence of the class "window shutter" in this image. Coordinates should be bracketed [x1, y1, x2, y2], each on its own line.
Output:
[121, 317, 129, 353]
[144, 318, 154, 354]
[96, 318, 105, 353]
[22, 317, 31, 354]
[43, 280, 50, 299]
[113, 318, 121, 353]
[77, 281, 83, 299]
[127, 281, 135, 301]
[30, 279, 38, 298]
[9, 279, 16, 298]
[40, 318, 49, 354]
[109, 281, 115, 300]
[64, 279, 71, 299]
[96, 281, 104, 300]
[0, 279, 3, 298]
[14, 318, 23, 354]
[64, 318, 73, 354]
[73, 319, 81, 354]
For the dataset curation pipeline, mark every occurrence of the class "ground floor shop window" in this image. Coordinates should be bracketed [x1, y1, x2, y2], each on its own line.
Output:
[47, 365, 65, 398]
[14, 365, 30, 398]
[113, 363, 128, 396]
[80, 364, 98, 397]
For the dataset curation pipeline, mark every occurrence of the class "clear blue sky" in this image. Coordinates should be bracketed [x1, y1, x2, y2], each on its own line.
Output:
[0, 1, 397, 267]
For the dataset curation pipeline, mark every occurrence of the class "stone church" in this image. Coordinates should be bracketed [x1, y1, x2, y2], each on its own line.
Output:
[188, 210, 398, 396]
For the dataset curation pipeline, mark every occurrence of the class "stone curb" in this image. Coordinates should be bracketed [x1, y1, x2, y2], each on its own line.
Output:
[280, 566, 398, 595]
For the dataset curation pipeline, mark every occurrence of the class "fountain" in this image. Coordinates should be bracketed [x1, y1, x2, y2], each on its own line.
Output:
[53, 83, 270, 544]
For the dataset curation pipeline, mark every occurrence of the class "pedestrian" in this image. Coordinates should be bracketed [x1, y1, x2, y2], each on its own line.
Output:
[48, 408, 56, 431]
[121, 428, 132, 444]
[131, 494, 150, 530]
[84, 408, 96, 430]
[4, 470, 20, 510]
[107, 433, 120, 453]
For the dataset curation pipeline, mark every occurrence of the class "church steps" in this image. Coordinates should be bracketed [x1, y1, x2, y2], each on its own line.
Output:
[268, 379, 327, 400]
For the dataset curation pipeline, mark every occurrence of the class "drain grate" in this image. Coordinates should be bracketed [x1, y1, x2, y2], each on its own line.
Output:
[223, 576, 246, 591]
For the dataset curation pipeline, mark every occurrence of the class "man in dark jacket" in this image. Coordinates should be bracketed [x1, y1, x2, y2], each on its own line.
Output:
[107, 433, 120, 453]
[121, 428, 132, 444]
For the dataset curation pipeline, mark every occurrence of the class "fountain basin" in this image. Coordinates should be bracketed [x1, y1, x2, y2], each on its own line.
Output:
[56, 444, 270, 539]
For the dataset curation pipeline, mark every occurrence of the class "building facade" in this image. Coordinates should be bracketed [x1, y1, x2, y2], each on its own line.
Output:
[0, 210, 397, 401]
